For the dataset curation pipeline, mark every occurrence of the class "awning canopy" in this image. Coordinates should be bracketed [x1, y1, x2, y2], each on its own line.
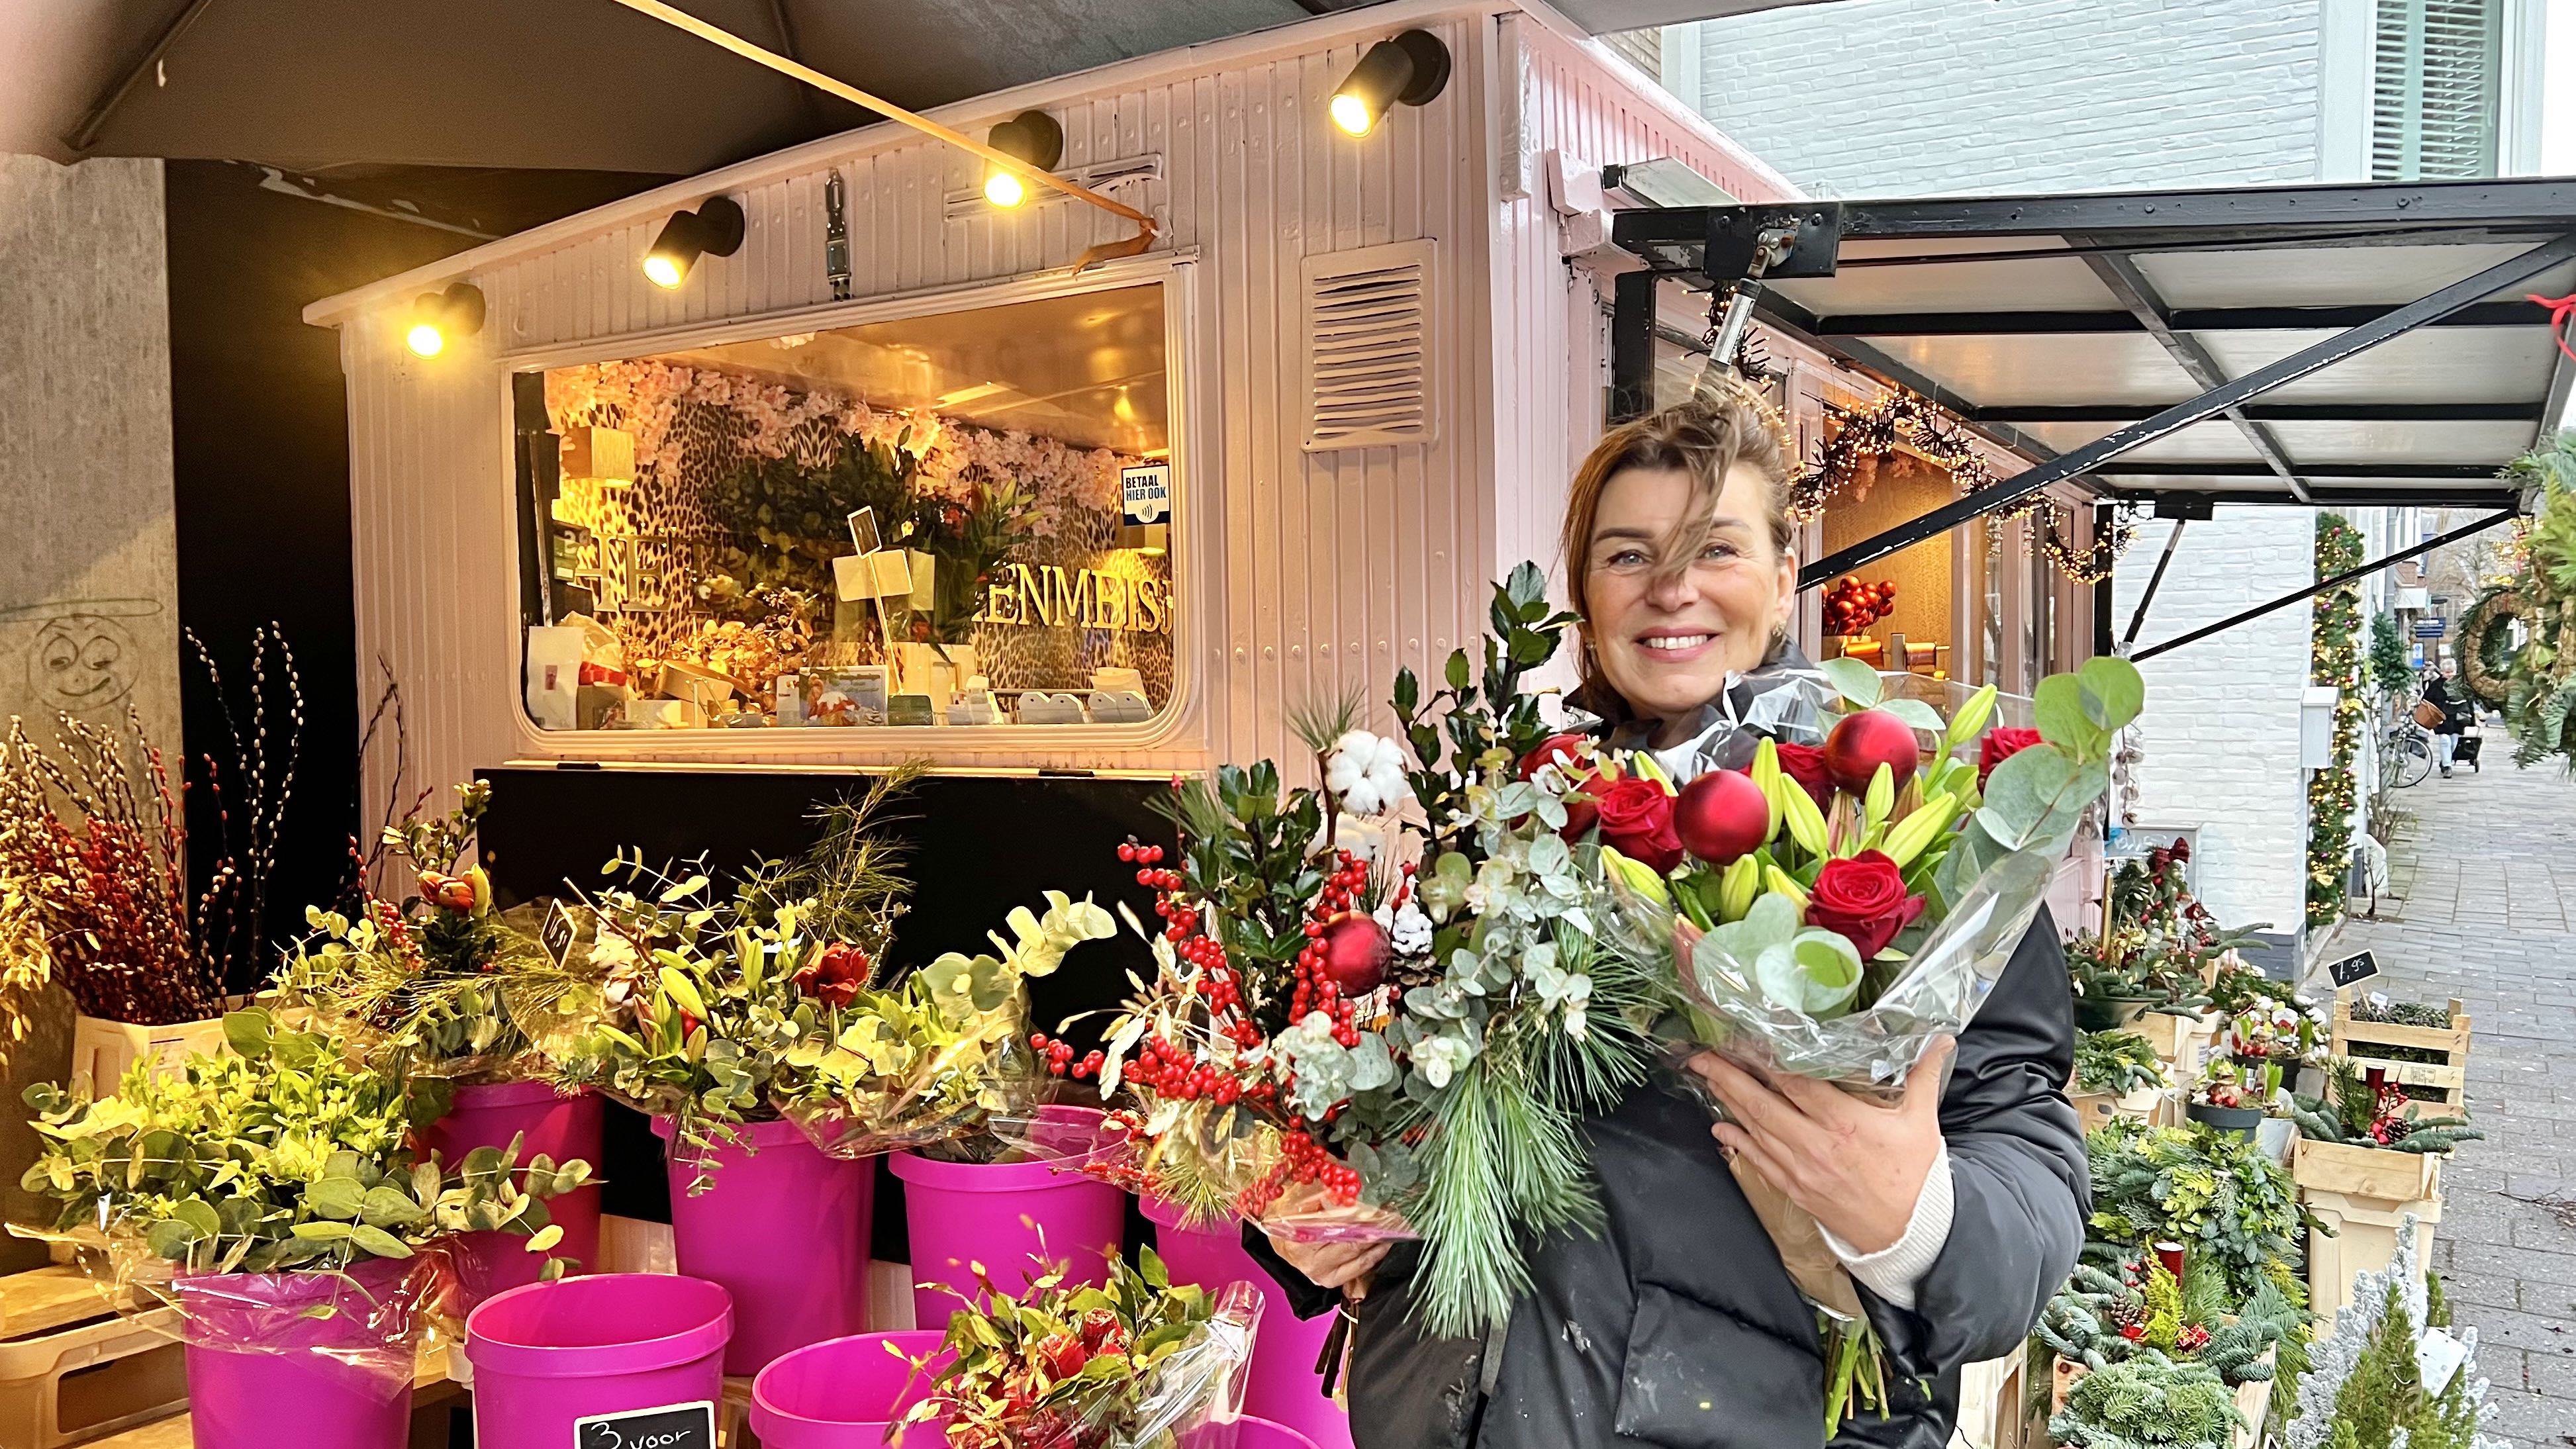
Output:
[2, 0, 1826, 174]
[1609, 179, 2576, 585]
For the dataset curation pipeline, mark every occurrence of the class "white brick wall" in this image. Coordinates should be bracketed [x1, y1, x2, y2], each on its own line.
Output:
[2113, 511, 2315, 933]
[1681, 0, 2324, 195]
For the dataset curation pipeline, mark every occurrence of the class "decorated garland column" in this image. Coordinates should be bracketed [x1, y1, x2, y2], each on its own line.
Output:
[2307, 514, 2363, 930]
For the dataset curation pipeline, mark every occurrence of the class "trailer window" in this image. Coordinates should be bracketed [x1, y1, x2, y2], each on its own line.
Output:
[519, 284, 1175, 735]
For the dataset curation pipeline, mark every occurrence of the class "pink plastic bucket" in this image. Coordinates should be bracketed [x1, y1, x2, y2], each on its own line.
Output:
[888, 1107, 1124, 1332]
[1144, 1198, 1353, 1449]
[1182, 1418, 1324, 1449]
[464, 1273, 732, 1448]
[416, 1080, 604, 1308]
[749, 1329, 955, 1447]
[175, 1257, 419, 1449]
[653, 1116, 875, 1375]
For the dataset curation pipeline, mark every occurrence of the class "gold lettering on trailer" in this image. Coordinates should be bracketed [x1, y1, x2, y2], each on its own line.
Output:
[978, 565, 1169, 633]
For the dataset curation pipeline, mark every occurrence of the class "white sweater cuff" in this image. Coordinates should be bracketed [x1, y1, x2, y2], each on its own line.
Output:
[1818, 1142, 1953, 1311]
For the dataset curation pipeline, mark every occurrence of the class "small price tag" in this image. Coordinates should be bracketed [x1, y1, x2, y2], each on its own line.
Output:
[2326, 951, 2379, 988]
[540, 899, 581, 969]
[2415, 1326, 2469, 1397]
[574, 1400, 714, 1449]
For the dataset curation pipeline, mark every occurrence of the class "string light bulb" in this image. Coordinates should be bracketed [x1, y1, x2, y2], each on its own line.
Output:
[982, 111, 1063, 210]
[1329, 30, 1451, 138]
[643, 197, 746, 289]
[403, 282, 485, 358]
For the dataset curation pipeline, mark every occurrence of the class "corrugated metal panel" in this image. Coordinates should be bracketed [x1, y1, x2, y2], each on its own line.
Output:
[337, 11, 1504, 805]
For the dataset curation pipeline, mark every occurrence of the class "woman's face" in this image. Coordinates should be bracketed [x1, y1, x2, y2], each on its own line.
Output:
[1582, 461, 1796, 727]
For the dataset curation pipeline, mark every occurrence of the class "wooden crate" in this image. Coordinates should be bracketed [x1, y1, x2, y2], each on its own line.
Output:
[0, 1268, 186, 1449]
[2069, 1084, 2168, 1133]
[2046, 1348, 2272, 1449]
[2330, 995, 2470, 1112]
[2293, 1137, 2443, 1329]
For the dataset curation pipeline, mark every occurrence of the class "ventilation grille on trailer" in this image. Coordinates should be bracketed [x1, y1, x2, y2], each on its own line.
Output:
[1302, 240, 1437, 450]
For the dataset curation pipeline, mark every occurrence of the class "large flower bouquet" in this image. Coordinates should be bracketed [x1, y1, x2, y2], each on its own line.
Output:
[542, 778, 1098, 1176]
[1589, 653, 2140, 1428]
[1597, 653, 2140, 1088]
[1071, 565, 1668, 1336]
[16, 1009, 587, 1369]
[269, 782, 585, 1099]
[908, 1247, 1260, 1449]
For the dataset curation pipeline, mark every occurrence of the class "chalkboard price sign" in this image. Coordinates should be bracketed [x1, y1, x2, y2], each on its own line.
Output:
[574, 1400, 714, 1449]
[539, 898, 581, 968]
[2326, 951, 2379, 988]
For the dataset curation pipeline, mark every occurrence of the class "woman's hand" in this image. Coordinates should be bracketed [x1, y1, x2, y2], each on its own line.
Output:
[1259, 1189, 1407, 1295]
[1264, 1234, 1393, 1293]
[1685, 1037, 1954, 1255]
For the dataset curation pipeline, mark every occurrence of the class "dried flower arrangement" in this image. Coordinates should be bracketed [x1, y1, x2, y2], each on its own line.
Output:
[0, 628, 302, 1025]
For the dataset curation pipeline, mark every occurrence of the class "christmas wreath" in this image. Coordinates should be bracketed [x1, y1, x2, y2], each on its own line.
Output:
[2455, 585, 2531, 714]
[2499, 434, 2576, 772]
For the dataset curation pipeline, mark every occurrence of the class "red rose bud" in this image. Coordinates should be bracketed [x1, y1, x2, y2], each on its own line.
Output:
[1977, 726, 2044, 788]
[1518, 733, 1590, 781]
[418, 872, 477, 911]
[1821, 710, 1921, 798]
[1038, 1331, 1089, 1379]
[1803, 850, 1927, 960]
[1772, 742, 1833, 806]
[1316, 912, 1392, 996]
[1672, 769, 1770, 866]
[1521, 734, 1602, 839]
[1593, 774, 1683, 874]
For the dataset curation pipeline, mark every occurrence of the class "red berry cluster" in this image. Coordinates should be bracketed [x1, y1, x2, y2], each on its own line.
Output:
[1103, 1031, 1274, 1110]
[1239, 1128, 1362, 1211]
[1288, 852, 1370, 1044]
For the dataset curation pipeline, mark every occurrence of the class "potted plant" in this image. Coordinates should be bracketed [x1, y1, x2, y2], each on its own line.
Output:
[2072, 1029, 2170, 1129]
[0, 685, 281, 1090]
[2083, 1119, 2316, 1312]
[2036, 1256, 2301, 1449]
[2287, 1058, 2481, 1326]
[549, 781, 1088, 1370]
[2280, 1219, 2499, 1448]
[886, 890, 1123, 1331]
[269, 780, 606, 1304]
[2047, 1350, 2246, 1449]
[2184, 1054, 2274, 1137]
[15, 1009, 582, 1449]
[903, 1246, 1259, 1449]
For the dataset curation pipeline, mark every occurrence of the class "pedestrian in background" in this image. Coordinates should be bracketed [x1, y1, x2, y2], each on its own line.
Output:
[2420, 659, 2469, 778]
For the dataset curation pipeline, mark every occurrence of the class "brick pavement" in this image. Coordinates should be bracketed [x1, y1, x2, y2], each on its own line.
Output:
[2320, 757, 2576, 1446]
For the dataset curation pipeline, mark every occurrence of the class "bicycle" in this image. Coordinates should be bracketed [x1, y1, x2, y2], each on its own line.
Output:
[2382, 717, 2435, 789]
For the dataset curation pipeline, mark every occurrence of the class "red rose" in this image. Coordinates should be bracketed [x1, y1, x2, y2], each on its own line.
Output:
[1774, 742, 1833, 805]
[1978, 727, 2044, 788]
[795, 941, 873, 1008]
[1593, 774, 1682, 873]
[1804, 850, 1926, 960]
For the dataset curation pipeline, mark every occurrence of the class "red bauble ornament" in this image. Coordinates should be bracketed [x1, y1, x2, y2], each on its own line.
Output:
[1314, 912, 1391, 996]
[1821, 710, 1922, 796]
[1672, 769, 1770, 865]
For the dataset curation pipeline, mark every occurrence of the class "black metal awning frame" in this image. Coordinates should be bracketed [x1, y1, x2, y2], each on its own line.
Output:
[1607, 183, 2576, 636]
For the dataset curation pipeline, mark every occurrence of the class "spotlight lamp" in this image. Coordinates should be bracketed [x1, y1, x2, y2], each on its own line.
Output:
[404, 281, 485, 358]
[643, 195, 747, 289]
[982, 110, 1065, 209]
[1330, 29, 1452, 137]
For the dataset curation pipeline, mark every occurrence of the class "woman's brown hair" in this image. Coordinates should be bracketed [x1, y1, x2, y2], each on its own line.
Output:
[1557, 395, 1796, 718]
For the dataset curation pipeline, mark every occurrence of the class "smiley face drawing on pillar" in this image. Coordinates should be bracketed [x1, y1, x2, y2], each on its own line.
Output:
[0, 598, 160, 719]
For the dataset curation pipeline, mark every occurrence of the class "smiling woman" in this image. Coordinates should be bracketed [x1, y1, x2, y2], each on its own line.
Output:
[1560, 400, 1799, 744]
